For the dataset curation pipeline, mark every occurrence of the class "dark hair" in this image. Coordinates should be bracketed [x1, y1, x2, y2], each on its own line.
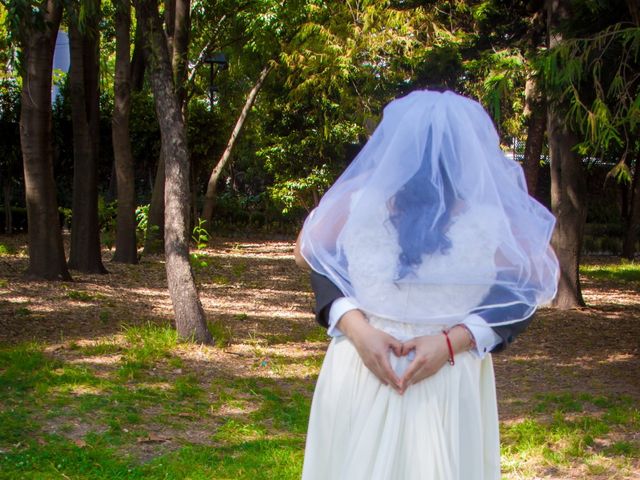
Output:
[389, 144, 456, 278]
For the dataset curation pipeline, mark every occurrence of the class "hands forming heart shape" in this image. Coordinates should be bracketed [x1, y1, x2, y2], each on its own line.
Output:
[351, 326, 452, 395]
[338, 309, 465, 395]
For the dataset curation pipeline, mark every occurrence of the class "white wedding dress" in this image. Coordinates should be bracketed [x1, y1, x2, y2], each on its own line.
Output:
[301, 205, 502, 480]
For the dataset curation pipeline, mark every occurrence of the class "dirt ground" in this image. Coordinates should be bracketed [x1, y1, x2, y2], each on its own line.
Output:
[1, 233, 639, 424]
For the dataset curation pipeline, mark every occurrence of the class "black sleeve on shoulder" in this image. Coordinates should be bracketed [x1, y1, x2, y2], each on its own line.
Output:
[475, 284, 536, 353]
[310, 271, 344, 328]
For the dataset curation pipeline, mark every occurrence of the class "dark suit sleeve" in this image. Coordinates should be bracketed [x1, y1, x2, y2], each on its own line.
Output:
[473, 286, 534, 352]
[309, 271, 534, 353]
[310, 271, 344, 328]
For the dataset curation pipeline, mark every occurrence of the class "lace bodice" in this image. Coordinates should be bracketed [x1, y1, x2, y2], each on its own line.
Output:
[341, 204, 502, 326]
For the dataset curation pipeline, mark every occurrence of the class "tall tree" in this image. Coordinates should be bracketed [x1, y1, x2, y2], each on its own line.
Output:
[142, 0, 189, 255]
[135, 0, 212, 343]
[171, 0, 188, 109]
[200, 62, 274, 228]
[546, 0, 587, 308]
[112, 0, 138, 263]
[67, 0, 107, 273]
[543, 0, 640, 261]
[10, 0, 71, 279]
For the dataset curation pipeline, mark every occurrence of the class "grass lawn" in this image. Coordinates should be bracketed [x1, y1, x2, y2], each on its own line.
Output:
[0, 235, 638, 479]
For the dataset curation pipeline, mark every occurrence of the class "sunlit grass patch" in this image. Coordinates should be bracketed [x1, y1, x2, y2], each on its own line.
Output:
[136, 439, 304, 479]
[78, 340, 122, 356]
[580, 261, 640, 282]
[0, 434, 141, 479]
[214, 418, 267, 443]
[502, 392, 640, 478]
[118, 323, 178, 379]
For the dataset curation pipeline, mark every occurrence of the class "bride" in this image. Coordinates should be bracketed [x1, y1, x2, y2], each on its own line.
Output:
[294, 90, 559, 479]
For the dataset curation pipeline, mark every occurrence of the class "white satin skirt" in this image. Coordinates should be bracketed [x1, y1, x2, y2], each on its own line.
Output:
[301, 317, 501, 480]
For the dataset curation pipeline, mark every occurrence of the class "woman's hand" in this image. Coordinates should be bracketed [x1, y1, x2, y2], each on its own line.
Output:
[398, 325, 473, 394]
[338, 310, 404, 392]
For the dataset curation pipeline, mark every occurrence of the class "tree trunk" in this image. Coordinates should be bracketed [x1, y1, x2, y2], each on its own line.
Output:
[144, 149, 165, 253]
[112, 0, 138, 264]
[171, 0, 196, 224]
[622, 155, 640, 259]
[131, 22, 146, 92]
[68, 8, 107, 274]
[135, 0, 212, 344]
[522, 75, 547, 197]
[201, 63, 274, 228]
[548, 113, 586, 308]
[141, 0, 188, 255]
[18, 0, 71, 280]
[172, 0, 190, 110]
[547, 0, 587, 309]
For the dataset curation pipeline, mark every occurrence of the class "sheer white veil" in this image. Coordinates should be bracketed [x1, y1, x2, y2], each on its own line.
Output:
[300, 90, 559, 327]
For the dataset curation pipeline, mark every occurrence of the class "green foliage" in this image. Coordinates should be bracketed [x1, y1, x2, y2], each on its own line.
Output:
[135, 204, 149, 232]
[268, 164, 333, 214]
[471, 49, 526, 137]
[191, 218, 211, 249]
[189, 218, 211, 269]
[0, 243, 16, 255]
[98, 197, 118, 249]
[542, 20, 640, 170]
[134, 203, 152, 247]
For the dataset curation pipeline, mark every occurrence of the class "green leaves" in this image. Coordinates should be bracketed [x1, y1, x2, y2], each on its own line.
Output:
[268, 164, 333, 214]
[543, 24, 640, 159]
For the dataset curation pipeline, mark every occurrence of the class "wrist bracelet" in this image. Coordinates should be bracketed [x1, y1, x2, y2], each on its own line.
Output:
[442, 330, 455, 366]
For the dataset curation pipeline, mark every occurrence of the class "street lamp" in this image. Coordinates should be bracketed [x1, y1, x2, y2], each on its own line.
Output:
[203, 52, 229, 108]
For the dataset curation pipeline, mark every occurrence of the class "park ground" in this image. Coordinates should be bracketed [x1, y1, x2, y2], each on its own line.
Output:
[0, 234, 639, 479]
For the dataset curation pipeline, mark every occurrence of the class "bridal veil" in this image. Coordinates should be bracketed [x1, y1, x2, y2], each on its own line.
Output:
[299, 90, 559, 327]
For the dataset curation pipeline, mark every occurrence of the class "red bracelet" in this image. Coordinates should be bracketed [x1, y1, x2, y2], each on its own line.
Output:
[442, 330, 455, 366]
